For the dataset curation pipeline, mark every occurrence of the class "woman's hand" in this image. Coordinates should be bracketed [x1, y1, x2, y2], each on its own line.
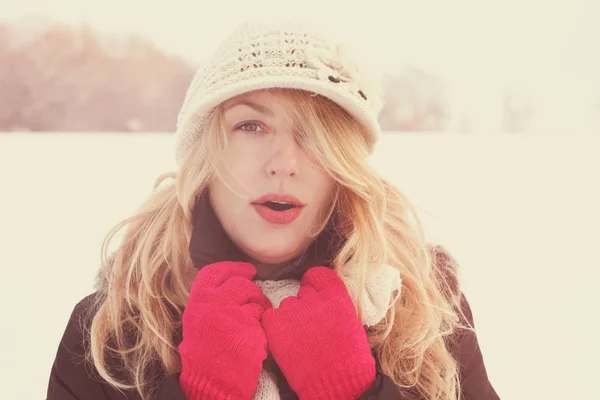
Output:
[178, 261, 272, 400]
[262, 266, 376, 400]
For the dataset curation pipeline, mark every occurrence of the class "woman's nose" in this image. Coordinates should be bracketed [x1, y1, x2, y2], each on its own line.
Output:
[265, 136, 299, 178]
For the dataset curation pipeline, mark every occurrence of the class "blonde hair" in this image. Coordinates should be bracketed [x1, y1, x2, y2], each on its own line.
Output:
[88, 88, 468, 399]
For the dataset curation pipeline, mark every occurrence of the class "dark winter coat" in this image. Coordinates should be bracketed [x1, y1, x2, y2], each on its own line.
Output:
[46, 195, 500, 399]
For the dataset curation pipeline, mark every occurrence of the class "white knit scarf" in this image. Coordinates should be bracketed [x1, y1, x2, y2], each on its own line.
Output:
[251, 265, 402, 399]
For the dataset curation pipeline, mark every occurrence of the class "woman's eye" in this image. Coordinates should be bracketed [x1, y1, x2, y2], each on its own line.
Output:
[237, 122, 264, 133]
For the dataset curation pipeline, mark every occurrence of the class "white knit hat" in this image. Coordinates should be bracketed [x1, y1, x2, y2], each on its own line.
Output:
[173, 21, 384, 165]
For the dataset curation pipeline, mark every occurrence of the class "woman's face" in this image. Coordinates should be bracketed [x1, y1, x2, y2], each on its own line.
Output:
[208, 90, 336, 267]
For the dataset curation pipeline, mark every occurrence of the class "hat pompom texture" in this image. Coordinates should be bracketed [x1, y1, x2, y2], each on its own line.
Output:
[174, 21, 384, 165]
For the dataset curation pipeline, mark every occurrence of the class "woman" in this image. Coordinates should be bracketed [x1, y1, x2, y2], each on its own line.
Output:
[47, 21, 499, 400]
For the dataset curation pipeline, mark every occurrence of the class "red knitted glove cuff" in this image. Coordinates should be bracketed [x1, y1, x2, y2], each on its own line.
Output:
[180, 368, 254, 400]
[295, 358, 377, 400]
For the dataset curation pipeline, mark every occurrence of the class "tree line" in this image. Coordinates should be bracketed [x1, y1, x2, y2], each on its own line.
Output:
[0, 22, 448, 132]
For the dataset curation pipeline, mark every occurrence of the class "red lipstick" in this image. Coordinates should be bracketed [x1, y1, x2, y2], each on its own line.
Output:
[251, 193, 305, 225]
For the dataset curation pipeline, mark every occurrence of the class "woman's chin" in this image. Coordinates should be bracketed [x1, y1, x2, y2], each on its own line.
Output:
[250, 250, 296, 265]
[243, 243, 304, 266]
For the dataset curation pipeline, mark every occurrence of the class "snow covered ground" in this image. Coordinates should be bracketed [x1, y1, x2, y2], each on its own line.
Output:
[1, 132, 599, 399]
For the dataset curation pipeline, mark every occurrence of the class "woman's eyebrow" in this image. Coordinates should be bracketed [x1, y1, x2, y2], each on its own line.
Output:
[223, 100, 274, 117]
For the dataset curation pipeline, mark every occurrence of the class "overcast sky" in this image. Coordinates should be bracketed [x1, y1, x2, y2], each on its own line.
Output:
[1, 0, 598, 81]
[2, 0, 598, 131]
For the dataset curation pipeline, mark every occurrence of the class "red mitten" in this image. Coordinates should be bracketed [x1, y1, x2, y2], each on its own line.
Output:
[178, 261, 272, 400]
[262, 266, 376, 399]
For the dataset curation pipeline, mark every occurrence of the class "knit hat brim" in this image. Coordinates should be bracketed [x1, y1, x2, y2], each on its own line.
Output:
[174, 74, 381, 165]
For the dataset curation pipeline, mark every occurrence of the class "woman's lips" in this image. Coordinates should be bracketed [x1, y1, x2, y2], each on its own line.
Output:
[251, 193, 305, 225]
[252, 193, 304, 207]
[252, 203, 304, 224]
